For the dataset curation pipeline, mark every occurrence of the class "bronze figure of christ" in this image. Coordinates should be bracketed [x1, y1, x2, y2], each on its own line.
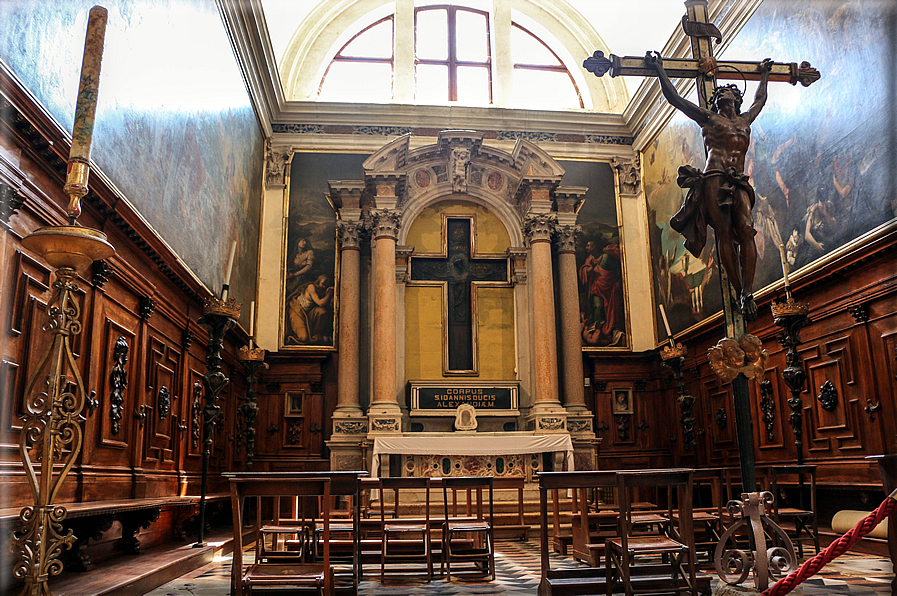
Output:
[410, 217, 508, 373]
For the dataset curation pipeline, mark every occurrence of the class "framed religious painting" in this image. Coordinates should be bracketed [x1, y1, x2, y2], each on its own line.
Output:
[558, 160, 631, 351]
[280, 153, 366, 349]
[284, 391, 304, 417]
[612, 388, 633, 415]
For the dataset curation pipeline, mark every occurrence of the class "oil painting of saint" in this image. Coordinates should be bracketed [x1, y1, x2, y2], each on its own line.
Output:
[559, 160, 629, 350]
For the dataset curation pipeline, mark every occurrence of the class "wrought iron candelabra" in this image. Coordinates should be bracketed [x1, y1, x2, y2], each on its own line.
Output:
[237, 345, 267, 470]
[771, 296, 812, 464]
[661, 341, 698, 461]
[194, 297, 239, 548]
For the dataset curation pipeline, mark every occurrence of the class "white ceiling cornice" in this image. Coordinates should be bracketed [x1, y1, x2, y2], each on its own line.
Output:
[216, 0, 284, 136]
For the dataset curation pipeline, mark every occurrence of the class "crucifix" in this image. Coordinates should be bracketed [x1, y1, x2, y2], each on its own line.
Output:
[410, 217, 508, 374]
[584, 0, 819, 491]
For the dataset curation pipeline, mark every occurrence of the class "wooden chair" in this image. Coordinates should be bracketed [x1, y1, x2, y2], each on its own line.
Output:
[769, 464, 820, 557]
[605, 469, 698, 596]
[672, 467, 726, 560]
[441, 476, 495, 581]
[570, 471, 619, 567]
[229, 476, 333, 596]
[379, 476, 433, 581]
[493, 476, 528, 540]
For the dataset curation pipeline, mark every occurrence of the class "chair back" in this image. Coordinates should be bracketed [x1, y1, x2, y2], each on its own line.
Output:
[616, 469, 694, 554]
[442, 476, 494, 525]
[229, 476, 331, 595]
[379, 476, 430, 524]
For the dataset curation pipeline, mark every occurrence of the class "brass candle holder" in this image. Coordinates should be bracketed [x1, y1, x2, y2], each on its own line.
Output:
[237, 345, 267, 470]
[771, 296, 812, 465]
[661, 342, 698, 459]
[194, 296, 240, 547]
[13, 8, 113, 594]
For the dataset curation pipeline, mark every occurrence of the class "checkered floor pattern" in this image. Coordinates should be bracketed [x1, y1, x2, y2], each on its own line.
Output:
[144, 540, 894, 595]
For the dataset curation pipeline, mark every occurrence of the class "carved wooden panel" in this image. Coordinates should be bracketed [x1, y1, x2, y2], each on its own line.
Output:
[753, 366, 786, 450]
[142, 335, 181, 468]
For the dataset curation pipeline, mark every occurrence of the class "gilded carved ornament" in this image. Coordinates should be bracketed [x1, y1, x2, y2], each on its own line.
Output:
[708, 334, 768, 382]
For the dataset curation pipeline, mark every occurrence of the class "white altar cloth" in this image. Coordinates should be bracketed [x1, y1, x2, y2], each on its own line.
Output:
[371, 433, 574, 478]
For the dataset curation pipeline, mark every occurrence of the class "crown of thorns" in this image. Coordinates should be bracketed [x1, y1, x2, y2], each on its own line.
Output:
[709, 84, 743, 112]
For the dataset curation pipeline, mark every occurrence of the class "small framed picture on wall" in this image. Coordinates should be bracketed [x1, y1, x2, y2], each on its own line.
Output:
[612, 388, 633, 414]
[285, 391, 305, 417]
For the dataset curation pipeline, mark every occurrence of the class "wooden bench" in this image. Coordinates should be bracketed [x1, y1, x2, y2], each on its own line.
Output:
[1, 493, 230, 573]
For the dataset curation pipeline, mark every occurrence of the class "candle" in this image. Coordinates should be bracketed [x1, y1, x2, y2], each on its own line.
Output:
[658, 303, 674, 346]
[69, 6, 108, 163]
[778, 243, 791, 295]
[248, 301, 255, 348]
[221, 240, 237, 299]
[65, 6, 108, 219]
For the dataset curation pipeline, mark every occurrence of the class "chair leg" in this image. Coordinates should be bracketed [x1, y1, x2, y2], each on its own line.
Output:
[426, 531, 433, 582]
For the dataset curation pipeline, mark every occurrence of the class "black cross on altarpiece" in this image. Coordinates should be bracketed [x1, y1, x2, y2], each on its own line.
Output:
[584, 0, 819, 491]
[410, 218, 508, 373]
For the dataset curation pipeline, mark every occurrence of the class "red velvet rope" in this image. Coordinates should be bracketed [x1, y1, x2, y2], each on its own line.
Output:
[761, 491, 897, 596]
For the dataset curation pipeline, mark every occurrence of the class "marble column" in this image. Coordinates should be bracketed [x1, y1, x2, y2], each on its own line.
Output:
[555, 224, 587, 414]
[368, 209, 403, 433]
[524, 213, 567, 433]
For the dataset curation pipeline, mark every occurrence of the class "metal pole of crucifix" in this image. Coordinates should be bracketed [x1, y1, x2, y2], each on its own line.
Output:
[584, 0, 819, 493]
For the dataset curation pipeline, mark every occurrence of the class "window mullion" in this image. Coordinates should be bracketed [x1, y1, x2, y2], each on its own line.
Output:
[447, 6, 458, 102]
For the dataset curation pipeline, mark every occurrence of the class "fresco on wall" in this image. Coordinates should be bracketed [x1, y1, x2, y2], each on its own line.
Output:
[645, 0, 895, 337]
[0, 0, 263, 326]
[558, 160, 629, 350]
[282, 154, 367, 348]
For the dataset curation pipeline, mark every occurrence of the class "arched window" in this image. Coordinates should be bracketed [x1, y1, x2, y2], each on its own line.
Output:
[510, 23, 582, 110]
[318, 16, 394, 102]
[314, 3, 584, 110]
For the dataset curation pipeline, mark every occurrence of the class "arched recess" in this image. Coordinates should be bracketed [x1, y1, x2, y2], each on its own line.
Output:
[278, 0, 629, 112]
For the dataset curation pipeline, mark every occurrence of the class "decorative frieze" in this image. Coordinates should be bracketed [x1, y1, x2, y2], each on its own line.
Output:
[371, 418, 400, 432]
[538, 417, 565, 430]
[335, 420, 367, 434]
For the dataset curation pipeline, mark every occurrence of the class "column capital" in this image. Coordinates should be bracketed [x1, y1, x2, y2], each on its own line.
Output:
[554, 224, 581, 254]
[336, 220, 365, 251]
[523, 213, 557, 245]
[370, 209, 402, 240]
[265, 144, 291, 190]
[612, 155, 641, 197]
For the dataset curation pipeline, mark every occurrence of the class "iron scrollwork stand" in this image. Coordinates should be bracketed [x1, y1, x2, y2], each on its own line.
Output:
[193, 298, 240, 548]
[771, 297, 811, 464]
[237, 346, 267, 470]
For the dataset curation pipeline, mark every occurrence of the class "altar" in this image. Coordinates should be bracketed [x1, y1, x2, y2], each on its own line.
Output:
[370, 432, 574, 480]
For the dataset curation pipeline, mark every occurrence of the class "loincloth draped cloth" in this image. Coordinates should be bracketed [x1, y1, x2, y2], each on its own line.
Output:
[670, 165, 756, 258]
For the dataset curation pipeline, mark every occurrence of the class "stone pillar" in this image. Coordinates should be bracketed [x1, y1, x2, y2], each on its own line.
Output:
[326, 182, 368, 470]
[555, 225, 587, 412]
[368, 209, 403, 434]
[524, 213, 567, 433]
